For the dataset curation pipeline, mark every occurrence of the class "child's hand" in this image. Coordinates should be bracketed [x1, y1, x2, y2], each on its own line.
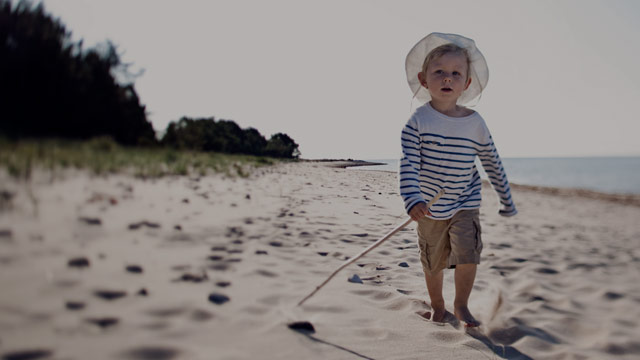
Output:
[409, 202, 431, 221]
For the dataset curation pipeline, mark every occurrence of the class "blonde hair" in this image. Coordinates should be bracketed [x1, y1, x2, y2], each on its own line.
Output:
[421, 44, 471, 79]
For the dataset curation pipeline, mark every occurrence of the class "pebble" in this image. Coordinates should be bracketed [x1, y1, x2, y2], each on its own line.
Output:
[208, 293, 230, 305]
[68, 257, 90, 268]
[348, 274, 363, 284]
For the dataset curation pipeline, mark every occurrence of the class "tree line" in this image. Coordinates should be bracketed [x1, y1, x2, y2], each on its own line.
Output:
[0, 0, 299, 158]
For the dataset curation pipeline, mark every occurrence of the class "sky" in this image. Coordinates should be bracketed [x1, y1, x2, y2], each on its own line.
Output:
[31, 0, 640, 159]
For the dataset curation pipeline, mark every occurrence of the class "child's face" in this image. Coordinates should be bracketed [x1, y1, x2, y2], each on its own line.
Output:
[418, 52, 472, 104]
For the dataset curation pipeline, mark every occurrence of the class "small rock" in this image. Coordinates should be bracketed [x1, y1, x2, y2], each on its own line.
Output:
[398, 262, 409, 268]
[125, 265, 143, 274]
[255, 250, 268, 255]
[348, 274, 363, 284]
[208, 293, 230, 305]
[68, 257, 90, 268]
[94, 290, 127, 301]
[288, 321, 315, 334]
[0, 229, 12, 238]
[269, 241, 283, 247]
[137, 288, 149, 296]
[317, 252, 328, 257]
[174, 225, 182, 231]
[216, 281, 231, 288]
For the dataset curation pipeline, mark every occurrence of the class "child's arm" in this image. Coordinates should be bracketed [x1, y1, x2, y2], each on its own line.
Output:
[478, 134, 517, 217]
[400, 119, 427, 217]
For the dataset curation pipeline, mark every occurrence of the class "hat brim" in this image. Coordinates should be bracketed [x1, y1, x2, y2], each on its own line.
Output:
[405, 32, 488, 105]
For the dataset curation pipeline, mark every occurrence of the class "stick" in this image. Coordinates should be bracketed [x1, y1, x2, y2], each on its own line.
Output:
[297, 189, 445, 307]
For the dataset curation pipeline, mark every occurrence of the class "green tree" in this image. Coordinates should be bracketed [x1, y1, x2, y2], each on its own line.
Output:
[0, 0, 156, 145]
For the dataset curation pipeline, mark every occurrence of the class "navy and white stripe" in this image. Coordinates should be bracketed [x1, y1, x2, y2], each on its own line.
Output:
[400, 103, 517, 219]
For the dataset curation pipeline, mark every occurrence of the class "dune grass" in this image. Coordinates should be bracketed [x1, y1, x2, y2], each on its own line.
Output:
[0, 137, 278, 179]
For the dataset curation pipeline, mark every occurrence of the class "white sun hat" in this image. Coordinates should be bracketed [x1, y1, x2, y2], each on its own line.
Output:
[405, 32, 489, 105]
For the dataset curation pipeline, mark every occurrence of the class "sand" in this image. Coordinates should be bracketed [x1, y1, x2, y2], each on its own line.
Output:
[0, 161, 639, 360]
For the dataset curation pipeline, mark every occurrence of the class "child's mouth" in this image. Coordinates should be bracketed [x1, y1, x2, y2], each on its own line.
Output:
[441, 88, 453, 92]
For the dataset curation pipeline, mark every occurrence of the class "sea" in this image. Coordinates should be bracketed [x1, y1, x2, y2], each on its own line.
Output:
[349, 157, 640, 195]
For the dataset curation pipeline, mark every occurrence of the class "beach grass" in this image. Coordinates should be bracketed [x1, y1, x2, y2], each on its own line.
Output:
[0, 137, 278, 179]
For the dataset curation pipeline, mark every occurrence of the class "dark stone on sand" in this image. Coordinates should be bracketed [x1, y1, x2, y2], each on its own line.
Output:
[85, 317, 119, 328]
[256, 250, 268, 255]
[245, 194, 251, 199]
[211, 246, 226, 251]
[227, 249, 243, 254]
[120, 346, 180, 360]
[216, 281, 231, 287]
[348, 274, 363, 284]
[269, 241, 283, 247]
[126, 265, 144, 274]
[317, 252, 328, 257]
[288, 321, 315, 334]
[376, 266, 391, 271]
[174, 225, 182, 231]
[398, 262, 409, 268]
[232, 239, 243, 245]
[65, 301, 86, 310]
[94, 290, 127, 301]
[137, 288, 149, 296]
[78, 217, 102, 225]
[208, 255, 224, 261]
[0, 229, 12, 239]
[68, 257, 90, 268]
[208, 293, 230, 305]
[351, 233, 368, 237]
[1, 349, 53, 360]
[604, 291, 624, 300]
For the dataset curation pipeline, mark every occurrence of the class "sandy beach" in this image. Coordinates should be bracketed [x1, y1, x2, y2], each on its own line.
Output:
[1, 161, 639, 360]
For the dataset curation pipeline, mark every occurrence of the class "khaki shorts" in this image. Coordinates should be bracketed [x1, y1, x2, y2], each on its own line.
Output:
[417, 209, 483, 276]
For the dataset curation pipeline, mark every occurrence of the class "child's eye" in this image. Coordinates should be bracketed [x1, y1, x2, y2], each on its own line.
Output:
[453, 71, 461, 76]
[434, 70, 443, 74]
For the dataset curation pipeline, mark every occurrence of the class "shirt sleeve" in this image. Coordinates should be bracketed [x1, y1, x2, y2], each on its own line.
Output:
[399, 117, 426, 214]
[477, 127, 518, 217]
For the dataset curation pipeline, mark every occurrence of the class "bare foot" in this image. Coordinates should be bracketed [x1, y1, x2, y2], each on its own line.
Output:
[417, 306, 446, 324]
[454, 306, 480, 328]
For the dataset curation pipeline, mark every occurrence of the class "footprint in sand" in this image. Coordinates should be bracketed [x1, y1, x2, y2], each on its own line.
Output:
[78, 217, 102, 225]
[65, 301, 86, 310]
[120, 346, 181, 360]
[85, 317, 119, 329]
[0, 349, 53, 360]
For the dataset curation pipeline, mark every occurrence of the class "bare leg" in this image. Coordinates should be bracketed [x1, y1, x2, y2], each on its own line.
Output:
[453, 263, 480, 327]
[424, 270, 445, 323]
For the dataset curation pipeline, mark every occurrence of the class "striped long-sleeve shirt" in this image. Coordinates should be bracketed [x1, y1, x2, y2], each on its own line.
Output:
[400, 103, 517, 219]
